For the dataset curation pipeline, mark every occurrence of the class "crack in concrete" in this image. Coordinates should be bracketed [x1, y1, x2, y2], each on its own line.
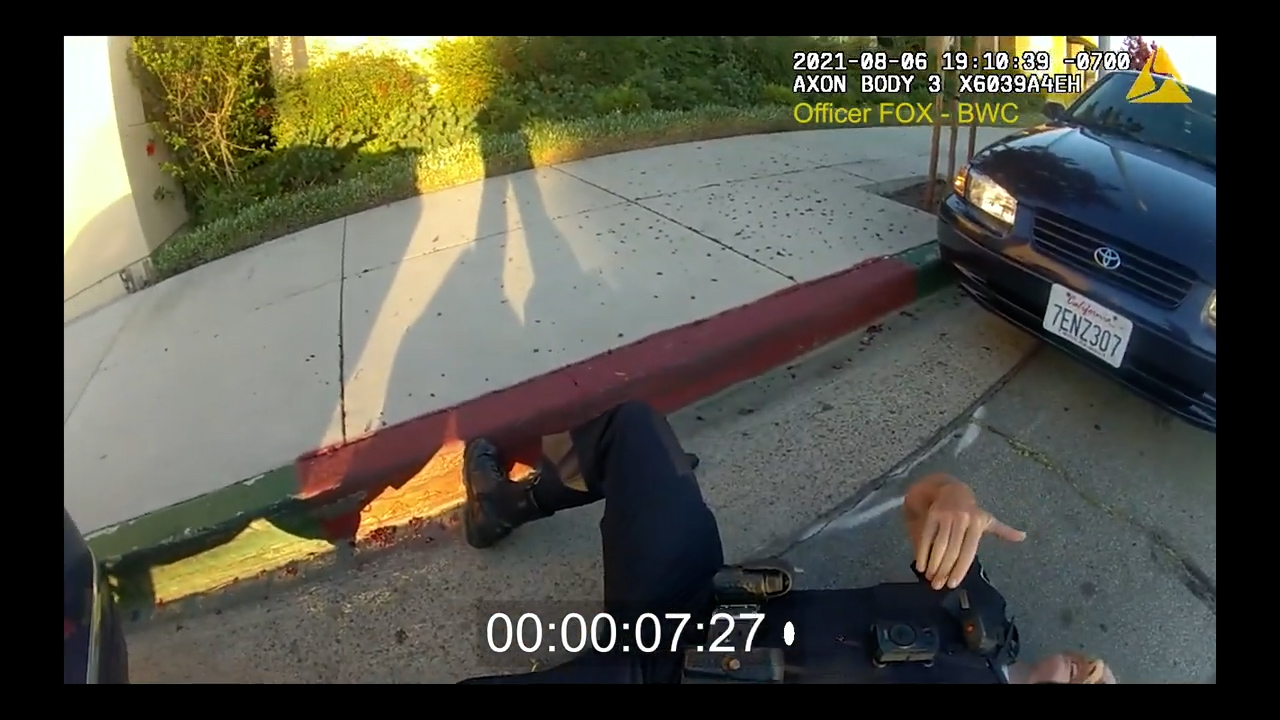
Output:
[980, 422, 1216, 616]
[336, 218, 350, 442]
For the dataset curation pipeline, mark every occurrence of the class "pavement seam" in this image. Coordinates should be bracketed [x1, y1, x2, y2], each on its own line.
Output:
[825, 154, 934, 182]
[345, 201, 636, 278]
[63, 294, 150, 427]
[831, 169, 877, 183]
[977, 419, 1217, 616]
[621, 162, 878, 202]
[550, 165, 797, 283]
[337, 218, 350, 443]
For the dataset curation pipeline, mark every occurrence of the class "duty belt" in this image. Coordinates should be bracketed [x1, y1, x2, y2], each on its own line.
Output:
[681, 558, 1019, 684]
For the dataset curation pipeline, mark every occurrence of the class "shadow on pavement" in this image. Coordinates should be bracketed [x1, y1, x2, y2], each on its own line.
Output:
[319, 92, 596, 546]
[87, 134, 461, 615]
[103, 78, 602, 613]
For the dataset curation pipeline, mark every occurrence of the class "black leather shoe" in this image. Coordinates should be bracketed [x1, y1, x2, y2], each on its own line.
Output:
[462, 439, 549, 549]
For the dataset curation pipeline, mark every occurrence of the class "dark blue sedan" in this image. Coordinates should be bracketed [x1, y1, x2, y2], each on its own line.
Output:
[937, 70, 1216, 432]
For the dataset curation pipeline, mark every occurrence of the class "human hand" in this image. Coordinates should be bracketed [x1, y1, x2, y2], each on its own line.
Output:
[903, 474, 1027, 589]
[1009, 652, 1117, 684]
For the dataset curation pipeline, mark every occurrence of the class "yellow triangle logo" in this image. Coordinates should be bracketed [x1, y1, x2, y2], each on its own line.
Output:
[1126, 47, 1191, 104]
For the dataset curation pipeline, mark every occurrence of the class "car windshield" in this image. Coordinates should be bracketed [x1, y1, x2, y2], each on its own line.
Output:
[1065, 73, 1216, 169]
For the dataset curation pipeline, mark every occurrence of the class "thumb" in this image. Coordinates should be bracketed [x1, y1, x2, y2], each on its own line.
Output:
[986, 517, 1027, 543]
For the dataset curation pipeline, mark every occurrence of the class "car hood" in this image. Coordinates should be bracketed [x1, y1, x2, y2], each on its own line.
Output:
[973, 125, 1216, 284]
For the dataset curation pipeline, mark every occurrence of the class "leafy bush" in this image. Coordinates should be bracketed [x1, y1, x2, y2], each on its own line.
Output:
[272, 51, 423, 148]
[129, 36, 274, 209]
[376, 84, 478, 151]
[591, 85, 652, 114]
[197, 145, 355, 220]
[760, 84, 801, 106]
[428, 36, 522, 111]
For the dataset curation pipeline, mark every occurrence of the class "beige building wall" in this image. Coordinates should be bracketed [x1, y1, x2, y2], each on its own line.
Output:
[63, 35, 187, 324]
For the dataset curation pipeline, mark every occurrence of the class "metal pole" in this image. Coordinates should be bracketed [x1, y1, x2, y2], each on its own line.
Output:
[966, 36, 986, 162]
[1097, 36, 1112, 80]
[924, 36, 947, 210]
[946, 37, 959, 187]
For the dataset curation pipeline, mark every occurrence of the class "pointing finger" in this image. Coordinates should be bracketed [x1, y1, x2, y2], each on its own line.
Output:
[987, 518, 1027, 543]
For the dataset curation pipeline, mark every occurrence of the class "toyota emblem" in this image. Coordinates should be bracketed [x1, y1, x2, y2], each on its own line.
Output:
[1094, 247, 1122, 270]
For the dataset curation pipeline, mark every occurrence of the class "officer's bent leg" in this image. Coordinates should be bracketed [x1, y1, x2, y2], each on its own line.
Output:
[549, 401, 726, 623]
[463, 401, 725, 683]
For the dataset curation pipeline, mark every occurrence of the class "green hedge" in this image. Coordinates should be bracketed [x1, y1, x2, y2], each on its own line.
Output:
[130, 36, 1043, 279]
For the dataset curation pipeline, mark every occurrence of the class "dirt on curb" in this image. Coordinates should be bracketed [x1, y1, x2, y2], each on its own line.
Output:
[881, 179, 949, 214]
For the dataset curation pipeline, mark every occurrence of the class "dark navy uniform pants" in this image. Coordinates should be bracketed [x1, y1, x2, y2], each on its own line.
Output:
[460, 401, 725, 684]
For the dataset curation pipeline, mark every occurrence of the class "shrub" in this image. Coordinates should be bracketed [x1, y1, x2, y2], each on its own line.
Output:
[428, 36, 522, 111]
[760, 83, 801, 106]
[509, 75, 594, 119]
[591, 85, 652, 114]
[272, 51, 423, 149]
[197, 145, 355, 220]
[129, 36, 274, 209]
[515, 36, 674, 87]
[376, 84, 478, 151]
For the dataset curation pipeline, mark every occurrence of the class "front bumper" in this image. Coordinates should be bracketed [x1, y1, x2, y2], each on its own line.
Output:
[936, 196, 1216, 433]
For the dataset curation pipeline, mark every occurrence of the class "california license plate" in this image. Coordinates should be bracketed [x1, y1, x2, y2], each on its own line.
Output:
[1041, 284, 1133, 368]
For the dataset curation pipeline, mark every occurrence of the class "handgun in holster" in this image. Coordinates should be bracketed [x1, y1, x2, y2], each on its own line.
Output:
[681, 558, 794, 684]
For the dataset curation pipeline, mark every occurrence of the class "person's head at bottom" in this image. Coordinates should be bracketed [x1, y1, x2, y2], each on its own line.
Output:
[1010, 652, 1117, 684]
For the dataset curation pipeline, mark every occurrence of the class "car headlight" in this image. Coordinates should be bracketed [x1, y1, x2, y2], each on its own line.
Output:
[962, 168, 1018, 228]
[1205, 291, 1215, 327]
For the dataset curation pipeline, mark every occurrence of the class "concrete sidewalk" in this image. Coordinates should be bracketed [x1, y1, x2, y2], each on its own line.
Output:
[64, 125, 1017, 607]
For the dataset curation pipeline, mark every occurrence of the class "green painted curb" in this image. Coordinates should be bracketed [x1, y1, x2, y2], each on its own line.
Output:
[88, 465, 297, 563]
[895, 241, 956, 299]
[87, 464, 342, 616]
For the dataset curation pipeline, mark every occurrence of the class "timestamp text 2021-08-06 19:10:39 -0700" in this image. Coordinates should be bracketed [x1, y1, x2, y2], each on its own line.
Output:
[791, 49, 1085, 96]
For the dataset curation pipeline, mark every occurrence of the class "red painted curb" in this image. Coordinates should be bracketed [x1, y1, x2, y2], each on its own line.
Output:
[295, 256, 918, 538]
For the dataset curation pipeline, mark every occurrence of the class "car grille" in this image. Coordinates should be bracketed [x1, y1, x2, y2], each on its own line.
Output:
[1031, 210, 1195, 308]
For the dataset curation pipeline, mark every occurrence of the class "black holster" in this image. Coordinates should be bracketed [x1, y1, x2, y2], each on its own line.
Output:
[681, 559, 794, 684]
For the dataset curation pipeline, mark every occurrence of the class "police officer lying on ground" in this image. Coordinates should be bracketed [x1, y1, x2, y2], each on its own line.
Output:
[458, 401, 1115, 685]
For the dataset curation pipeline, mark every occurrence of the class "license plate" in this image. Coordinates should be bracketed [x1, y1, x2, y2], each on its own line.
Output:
[1041, 284, 1132, 368]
